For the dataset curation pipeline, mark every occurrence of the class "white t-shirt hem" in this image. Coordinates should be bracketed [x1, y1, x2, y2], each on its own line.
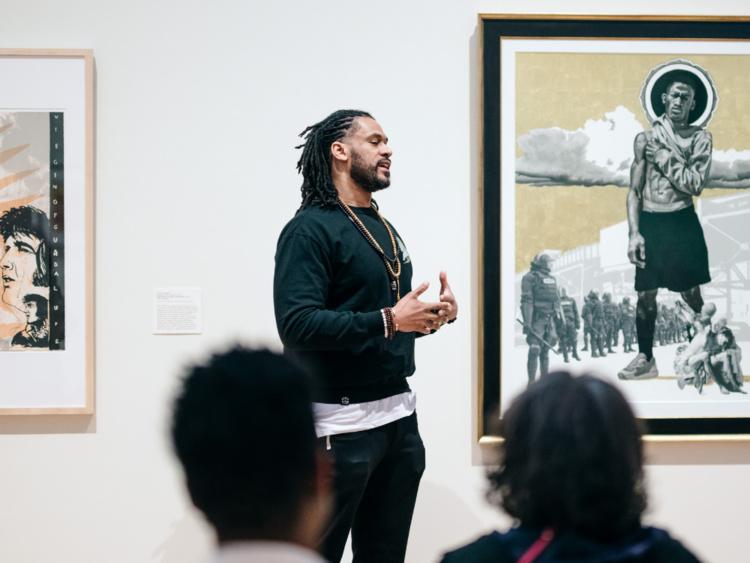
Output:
[313, 391, 416, 438]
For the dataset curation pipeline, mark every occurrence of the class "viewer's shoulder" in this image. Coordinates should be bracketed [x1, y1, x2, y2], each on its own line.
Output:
[646, 527, 702, 562]
[439, 532, 512, 563]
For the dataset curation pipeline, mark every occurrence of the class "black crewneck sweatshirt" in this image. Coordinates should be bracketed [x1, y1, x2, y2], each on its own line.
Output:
[274, 204, 415, 404]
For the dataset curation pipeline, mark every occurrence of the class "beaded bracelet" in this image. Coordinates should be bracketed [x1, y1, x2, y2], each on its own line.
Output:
[384, 307, 397, 340]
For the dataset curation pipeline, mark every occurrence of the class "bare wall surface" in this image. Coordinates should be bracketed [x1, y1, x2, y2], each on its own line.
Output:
[0, 1, 749, 562]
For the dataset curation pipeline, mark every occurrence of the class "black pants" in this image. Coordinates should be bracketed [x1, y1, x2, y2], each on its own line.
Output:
[319, 412, 426, 563]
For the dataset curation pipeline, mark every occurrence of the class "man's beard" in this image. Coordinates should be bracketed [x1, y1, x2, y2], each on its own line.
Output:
[350, 151, 390, 193]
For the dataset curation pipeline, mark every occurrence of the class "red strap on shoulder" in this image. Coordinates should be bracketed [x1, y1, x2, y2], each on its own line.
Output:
[517, 528, 555, 563]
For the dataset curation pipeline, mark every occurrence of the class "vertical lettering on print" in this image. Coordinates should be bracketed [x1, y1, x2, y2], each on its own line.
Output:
[49, 113, 65, 350]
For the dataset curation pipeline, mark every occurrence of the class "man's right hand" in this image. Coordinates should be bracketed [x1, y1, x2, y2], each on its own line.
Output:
[392, 282, 451, 334]
[628, 232, 646, 269]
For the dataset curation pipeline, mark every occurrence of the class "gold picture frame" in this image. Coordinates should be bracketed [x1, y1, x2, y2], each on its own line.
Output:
[479, 15, 750, 444]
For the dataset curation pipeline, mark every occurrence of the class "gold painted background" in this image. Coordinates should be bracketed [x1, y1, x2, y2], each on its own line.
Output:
[515, 52, 750, 272]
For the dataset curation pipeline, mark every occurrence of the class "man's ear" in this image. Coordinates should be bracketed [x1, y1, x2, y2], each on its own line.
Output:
[33, 241, 48, 287]
[330, 140, 349, 163]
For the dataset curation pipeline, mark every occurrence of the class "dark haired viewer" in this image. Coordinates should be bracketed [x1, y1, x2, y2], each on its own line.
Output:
[171, 347, 329, 563]
[440, 372, 701, 563]
[274, 109, 459, 562]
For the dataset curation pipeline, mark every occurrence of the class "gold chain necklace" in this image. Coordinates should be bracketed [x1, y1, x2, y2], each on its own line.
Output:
[337, 196, 401, 300]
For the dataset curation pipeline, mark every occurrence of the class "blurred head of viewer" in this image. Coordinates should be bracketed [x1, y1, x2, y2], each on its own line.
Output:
[440, 372, 701, 562]
[171, 346, 330, 550]
[489, 371, 646, 541]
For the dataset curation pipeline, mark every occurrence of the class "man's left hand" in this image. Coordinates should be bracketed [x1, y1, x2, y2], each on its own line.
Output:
[439, 271, 458, 325]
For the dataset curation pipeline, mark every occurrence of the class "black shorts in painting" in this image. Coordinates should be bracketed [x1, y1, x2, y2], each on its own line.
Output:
[635, 206, 711, 293]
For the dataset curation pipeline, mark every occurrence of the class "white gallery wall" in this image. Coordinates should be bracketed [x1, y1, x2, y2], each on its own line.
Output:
[0, 1, 749, 562]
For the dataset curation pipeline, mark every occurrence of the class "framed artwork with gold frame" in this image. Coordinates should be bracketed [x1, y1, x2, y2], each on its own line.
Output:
[0, 50, 94, 415]
[479, 15, 750, 442]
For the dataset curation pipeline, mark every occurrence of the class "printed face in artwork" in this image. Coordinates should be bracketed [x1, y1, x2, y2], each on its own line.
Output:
[662, 82, 696, 124]
[1, 233, 43, 309]
[24, 299, 38, 323]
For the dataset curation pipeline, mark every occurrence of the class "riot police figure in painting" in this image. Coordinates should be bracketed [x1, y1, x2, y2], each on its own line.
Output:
[620, 297, 637, 353]
[521, 253, 559, 385]
[557, 287, 581, 363]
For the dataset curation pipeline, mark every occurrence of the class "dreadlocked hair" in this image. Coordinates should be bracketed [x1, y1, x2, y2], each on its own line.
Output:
[296, 109, 373, 210]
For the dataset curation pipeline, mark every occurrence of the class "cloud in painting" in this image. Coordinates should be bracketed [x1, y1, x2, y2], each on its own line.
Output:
[516, 106, 750, 189]
[710, 149, 750, 188]
[516, 106, 640, 187]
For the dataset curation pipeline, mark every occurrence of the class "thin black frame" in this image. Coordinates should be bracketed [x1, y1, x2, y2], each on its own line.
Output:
[479, 14, 750, 441]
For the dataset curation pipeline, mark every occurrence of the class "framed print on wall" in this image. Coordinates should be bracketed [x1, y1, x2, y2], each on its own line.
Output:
[0, 50, 94, 414]
[479, 15, 750, 441]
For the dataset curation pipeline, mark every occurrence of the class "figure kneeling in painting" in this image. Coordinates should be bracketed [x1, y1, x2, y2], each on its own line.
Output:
[674, 303, 745, 394]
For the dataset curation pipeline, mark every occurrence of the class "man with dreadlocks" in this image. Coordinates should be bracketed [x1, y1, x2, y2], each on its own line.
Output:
[274, 109, 458, 563]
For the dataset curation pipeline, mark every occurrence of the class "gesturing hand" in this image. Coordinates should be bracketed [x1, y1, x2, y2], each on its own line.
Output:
[439, 271, 458, 323]
[392, 282, 451, 334]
